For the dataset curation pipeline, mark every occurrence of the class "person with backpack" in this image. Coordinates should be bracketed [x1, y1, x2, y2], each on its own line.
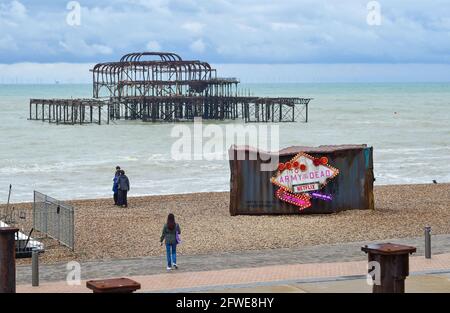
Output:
[117, 169, 130, 208]
[112, 166, 121, 205]
[160, 213, 181, 271]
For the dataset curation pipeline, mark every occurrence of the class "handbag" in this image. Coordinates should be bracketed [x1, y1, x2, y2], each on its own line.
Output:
[176, 225, 181, 244]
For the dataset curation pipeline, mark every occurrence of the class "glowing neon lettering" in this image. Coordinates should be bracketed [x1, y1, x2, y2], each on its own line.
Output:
[271, 152, 340, 210]
[276, 188, 311, 210]
[310, 192, 333, 201]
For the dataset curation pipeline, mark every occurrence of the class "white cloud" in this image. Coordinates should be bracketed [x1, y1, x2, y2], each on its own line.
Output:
[182, 22, 205, 34]
[91, 44, 113, 55]
[1, 0, 450, 64]
[237, 23, 258, 33]
[0, 63, 94, 84]
[0, 35, 18, 50]
[0, 0, 27, 27]
[126, 0, 170, 12]
[146, 40, 161, 51]
[189, 39, 206, 53]
[270, 22, 300, 31]
[59, 39, 113, 56]
[0, 0, 27, 19]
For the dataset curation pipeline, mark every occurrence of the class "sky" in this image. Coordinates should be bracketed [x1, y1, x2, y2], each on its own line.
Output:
[1, 0, 450, 82]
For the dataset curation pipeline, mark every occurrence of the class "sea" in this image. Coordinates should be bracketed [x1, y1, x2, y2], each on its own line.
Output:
[0, 83, 449, 203]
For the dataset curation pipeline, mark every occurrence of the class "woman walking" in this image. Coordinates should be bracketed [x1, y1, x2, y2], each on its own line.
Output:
[160, 213, 181, 271]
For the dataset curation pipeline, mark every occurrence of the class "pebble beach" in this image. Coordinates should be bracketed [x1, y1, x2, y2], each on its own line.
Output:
[4, 183, 450, 265]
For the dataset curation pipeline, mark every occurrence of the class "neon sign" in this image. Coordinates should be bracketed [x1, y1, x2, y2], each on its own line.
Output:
[271, 152, 339, 211]
[276, 188, 311, 210]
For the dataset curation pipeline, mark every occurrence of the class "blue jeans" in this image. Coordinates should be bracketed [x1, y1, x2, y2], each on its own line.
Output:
[166, 243, 177, 267]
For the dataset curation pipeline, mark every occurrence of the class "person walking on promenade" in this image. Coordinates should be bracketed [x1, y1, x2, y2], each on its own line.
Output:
[160, 213, 181, 271]
[112, 166, 121, 205]
[117, 169, 130, 208]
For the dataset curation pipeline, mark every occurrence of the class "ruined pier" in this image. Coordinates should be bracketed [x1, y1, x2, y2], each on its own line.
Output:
[29, 52, 312, 124]
[29, 98, 109, 125]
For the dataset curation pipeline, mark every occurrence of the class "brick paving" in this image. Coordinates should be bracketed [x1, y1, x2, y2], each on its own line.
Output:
[16, 252, 450, 293]
[16, 234, 450, 285]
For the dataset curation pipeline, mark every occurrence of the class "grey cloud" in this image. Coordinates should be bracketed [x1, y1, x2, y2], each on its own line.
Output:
[0, 0, 450, 63]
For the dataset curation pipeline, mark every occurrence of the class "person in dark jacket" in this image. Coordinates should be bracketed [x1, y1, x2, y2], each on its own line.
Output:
[117, 169, 130, 208]
[112, 166, 121, 205]
[160, 213, 181, 271]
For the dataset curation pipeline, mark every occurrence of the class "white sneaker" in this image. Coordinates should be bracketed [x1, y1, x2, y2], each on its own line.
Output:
[166, 266, 172, 271]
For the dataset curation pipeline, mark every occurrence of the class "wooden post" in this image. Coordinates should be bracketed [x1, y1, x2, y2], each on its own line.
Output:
[0, 227, 19, 293]
[362, 243, 416, 293]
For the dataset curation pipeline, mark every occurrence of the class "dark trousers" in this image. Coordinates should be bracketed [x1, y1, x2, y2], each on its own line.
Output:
[118, 190, 128, 206]
[113, 192, 118, 205]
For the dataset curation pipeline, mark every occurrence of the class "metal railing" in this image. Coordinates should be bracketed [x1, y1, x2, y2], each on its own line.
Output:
[32, 191, 75, 250]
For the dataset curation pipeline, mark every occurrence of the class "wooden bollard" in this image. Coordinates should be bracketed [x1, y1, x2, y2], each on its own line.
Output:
[362, 243, 416, 293]
[0, 227, 19, 293]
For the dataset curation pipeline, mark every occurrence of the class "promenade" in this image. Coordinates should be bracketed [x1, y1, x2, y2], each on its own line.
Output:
[17, 235, 450, 293]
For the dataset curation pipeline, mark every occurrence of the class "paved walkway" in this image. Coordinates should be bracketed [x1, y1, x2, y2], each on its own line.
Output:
[16, 234, 450, 284]
[17, 252, 450, 293]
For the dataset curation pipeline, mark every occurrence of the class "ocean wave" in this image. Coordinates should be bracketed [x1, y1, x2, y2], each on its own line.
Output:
[377, 146, 450, 153]
[0, 159, 118, 174]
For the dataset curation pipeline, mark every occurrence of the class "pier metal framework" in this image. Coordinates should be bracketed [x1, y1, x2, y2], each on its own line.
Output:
[29, 52, 312, 124]
[29, 99, 108, 125]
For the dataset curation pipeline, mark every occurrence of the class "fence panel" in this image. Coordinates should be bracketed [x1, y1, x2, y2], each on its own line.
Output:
[33, 191, 74, 250]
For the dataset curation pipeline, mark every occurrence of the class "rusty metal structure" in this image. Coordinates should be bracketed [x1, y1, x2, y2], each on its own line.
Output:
[229, 144, 374, 215]
[29, 52, 312, 124]
[29, 99, 108, 125]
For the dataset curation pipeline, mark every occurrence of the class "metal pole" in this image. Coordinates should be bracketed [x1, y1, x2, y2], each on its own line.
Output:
[425, 226, 432, 259]
[305, 102, 309, 123]
[0, 227, 19, 293]
[32, 250, 39, 286]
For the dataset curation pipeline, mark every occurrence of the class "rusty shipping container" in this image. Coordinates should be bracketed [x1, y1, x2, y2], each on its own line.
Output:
[229, 144, 374, 215]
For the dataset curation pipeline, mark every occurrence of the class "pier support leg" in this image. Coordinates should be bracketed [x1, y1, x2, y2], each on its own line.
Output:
[306, 103, 308, 123]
